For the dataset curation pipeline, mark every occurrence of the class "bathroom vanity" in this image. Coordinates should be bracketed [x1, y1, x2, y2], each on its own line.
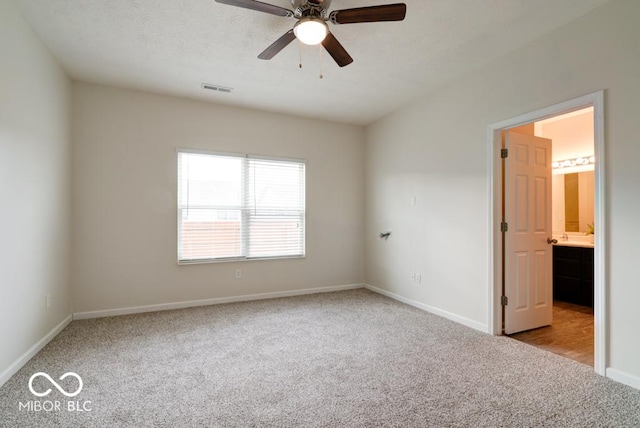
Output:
[553, 243, 594, 307]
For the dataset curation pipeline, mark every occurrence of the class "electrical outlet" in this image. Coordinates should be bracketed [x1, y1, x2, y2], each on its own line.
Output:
[235, 269, 242, 279]
[46, 294, 51, 309]
[415, 273, 422, 284]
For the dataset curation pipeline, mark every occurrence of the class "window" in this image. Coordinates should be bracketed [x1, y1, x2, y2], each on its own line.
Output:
[177, 150, 305, 263]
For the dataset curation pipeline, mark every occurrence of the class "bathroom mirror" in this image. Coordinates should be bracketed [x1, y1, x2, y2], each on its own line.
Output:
[564, 173, 580, 232]
[553, 171, 594, 234]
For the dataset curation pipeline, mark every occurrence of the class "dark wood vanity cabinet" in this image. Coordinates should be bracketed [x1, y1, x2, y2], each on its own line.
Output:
[553, 245, 594, 307]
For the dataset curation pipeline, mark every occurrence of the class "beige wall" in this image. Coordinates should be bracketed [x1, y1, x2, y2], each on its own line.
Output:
[510, 123, 535, 136]
[537, 108, 594, 161]
[71, 83, 365, 313]
[364, 0, 640, 384]
[0, 1, 72, 381]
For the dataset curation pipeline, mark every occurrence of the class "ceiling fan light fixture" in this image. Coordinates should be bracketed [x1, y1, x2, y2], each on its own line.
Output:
[293, 18, 328, 45]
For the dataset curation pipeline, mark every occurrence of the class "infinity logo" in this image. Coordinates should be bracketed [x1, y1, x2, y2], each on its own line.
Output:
[28, 372, 83, 398]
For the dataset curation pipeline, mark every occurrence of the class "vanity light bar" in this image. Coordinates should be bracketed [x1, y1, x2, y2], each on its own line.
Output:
[552, 156, 595, 169]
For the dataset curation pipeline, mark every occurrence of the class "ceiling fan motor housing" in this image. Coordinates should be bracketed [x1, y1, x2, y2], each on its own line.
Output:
[293, 0, 332, 10]
[292, 0, 329, 19]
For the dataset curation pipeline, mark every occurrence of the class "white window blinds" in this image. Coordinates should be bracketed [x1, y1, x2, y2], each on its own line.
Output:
[178, 151, 305, 263]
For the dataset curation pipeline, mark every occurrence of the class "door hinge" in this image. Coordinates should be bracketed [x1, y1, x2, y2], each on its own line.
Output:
[501, 295, 508, 306]
[500, 222, 508, 232]
[501, 148, 508, 158]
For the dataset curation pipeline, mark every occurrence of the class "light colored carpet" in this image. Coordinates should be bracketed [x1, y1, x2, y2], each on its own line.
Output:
[1, 289, 639, 427]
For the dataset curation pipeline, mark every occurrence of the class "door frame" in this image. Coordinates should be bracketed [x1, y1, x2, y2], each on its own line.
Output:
[487, 90, 606, 375]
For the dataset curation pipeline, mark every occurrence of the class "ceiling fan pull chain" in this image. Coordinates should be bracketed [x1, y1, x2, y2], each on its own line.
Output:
[319, 45, 324, 79]
[299, 40, 303, 69]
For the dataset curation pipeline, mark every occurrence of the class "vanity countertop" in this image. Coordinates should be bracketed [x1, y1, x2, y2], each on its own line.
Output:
[553, 240, 594, 248]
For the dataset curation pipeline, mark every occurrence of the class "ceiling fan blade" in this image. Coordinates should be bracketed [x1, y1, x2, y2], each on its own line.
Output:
[330, 3, 406, 24]
[322, 32, 353, 67]
[258, 29, 297, 60]
[215, 0, 293, 17]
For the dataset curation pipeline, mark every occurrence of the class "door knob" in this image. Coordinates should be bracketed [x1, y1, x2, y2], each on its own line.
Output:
[547, 238, 558, 244]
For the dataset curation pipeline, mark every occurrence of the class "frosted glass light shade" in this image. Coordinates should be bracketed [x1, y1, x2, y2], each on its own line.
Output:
[552, 156, 596, 169]
[294, 19, 328, 45]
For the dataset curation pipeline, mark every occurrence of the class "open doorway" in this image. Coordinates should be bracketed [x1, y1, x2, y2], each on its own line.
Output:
[487, 91, 606, 375]
[507, 107, 595, 367]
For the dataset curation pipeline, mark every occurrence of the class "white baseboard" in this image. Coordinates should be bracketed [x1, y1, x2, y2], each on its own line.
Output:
[606, 368, 640, 391]
[73, 283, 365, 320]
[0, 314, 72, 388]
[364, 284, 488, 333]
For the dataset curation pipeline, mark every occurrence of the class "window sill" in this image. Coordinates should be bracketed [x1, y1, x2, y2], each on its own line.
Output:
[178, 255, 306, 265]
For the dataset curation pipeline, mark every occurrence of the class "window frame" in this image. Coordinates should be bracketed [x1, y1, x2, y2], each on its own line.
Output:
[177, 148, 306, 265]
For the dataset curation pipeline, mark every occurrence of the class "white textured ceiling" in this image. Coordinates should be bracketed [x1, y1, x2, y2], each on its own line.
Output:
[17, 0, 611, 125]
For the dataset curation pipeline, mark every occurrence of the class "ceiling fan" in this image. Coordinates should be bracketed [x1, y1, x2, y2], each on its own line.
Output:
[215, 0, 407, 67]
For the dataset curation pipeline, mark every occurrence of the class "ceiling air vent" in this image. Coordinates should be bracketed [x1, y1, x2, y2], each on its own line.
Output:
[202, 83, 233, 93]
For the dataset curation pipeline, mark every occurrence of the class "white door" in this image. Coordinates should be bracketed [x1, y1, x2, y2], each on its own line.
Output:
[504, 132, 553, 334]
